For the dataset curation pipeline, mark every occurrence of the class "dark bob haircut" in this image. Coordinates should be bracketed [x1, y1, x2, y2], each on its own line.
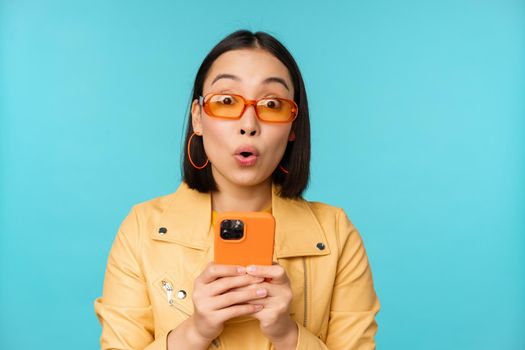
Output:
[182, 29, 310, 199]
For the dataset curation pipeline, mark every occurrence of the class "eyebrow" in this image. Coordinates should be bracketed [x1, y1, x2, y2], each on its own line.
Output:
[211, 73, 290, 91]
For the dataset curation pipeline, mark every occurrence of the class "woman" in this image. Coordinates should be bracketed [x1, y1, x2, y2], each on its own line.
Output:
[94, 29, 381, 350]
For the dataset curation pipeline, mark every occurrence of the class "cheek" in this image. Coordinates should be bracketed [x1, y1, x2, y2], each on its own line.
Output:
[264, 127, 292, 158]
[200, 120, 231, 158]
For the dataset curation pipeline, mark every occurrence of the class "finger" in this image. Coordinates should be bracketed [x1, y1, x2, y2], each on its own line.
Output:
[211, 288, 268, 310]
[207, 275, 265, 296]
[245, 264, 289, 283]
[215, 303, 264, 322]
[227, 283, 258, 293]
[198, 262, 246, 284]
[232, 282, 288, 299]
[243, 299, 270, 308]
[226, 280, 269, 293]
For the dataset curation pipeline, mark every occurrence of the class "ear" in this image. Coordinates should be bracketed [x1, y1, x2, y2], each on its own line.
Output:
[191, 98, 203, 135]
[288, 129, 296, 141]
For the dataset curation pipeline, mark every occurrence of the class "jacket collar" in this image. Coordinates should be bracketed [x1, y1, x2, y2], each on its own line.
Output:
[150, 182, 330, 258]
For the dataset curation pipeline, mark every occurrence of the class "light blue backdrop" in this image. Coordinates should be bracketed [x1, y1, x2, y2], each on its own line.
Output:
[1, 0, 523, 349]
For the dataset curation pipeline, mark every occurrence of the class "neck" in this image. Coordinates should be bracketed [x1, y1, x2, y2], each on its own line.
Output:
[211, 175, 272, 213]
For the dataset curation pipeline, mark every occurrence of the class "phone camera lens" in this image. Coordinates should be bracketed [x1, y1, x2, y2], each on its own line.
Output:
[220, 219, 244, 240]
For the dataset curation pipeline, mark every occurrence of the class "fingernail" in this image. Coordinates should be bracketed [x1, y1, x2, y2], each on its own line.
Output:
[247, 265, 256, 273]
[255, 304, 264, 310]
[237, 267, 246, 274]
[256, 288, 266, 296]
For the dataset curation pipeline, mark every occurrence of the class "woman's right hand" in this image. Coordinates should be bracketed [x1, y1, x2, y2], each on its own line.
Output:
[189, 262, 268, 343]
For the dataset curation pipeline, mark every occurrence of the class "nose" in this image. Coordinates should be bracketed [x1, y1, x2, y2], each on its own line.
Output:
[239, 103, 260, 136]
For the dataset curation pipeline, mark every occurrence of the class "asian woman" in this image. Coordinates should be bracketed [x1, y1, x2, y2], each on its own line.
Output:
[94, 29, 381, 350]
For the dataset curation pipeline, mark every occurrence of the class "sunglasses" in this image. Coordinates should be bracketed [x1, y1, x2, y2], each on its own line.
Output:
[199, 93, 298, 123]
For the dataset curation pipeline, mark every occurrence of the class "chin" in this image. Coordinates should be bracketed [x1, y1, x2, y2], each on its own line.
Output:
[211, 163, 273, 189]
[227, 170, 273, 188]
[229, 175, 266, 188]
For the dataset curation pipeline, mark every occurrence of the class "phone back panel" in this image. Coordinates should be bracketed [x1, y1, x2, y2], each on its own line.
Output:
[214, 211, 275, 266]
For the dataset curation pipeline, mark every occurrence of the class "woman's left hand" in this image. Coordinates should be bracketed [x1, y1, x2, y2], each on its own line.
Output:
[231, 262, 298, 349]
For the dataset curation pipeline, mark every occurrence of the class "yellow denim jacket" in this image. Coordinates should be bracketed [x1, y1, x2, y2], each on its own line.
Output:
[94, 182, 381, 349]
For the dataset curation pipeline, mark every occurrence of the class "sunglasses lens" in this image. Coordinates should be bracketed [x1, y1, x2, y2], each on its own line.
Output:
[257, 98, 296, 122]
[206, 94, 244, 118]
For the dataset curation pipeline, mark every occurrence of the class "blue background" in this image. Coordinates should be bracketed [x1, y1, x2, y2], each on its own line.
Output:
[1, 0, 524, 349]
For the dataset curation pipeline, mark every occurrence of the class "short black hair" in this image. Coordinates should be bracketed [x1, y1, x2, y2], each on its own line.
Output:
[182, 30, 310, 199]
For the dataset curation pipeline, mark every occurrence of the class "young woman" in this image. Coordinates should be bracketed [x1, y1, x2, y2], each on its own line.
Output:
[94, 30, 381, 350]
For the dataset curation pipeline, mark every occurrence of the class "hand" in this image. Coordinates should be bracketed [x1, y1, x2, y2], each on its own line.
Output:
[189, 262, 268, 343]
[231, 262, 298, 348]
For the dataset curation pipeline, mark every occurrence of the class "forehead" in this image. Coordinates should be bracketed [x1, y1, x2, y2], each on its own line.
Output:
[203, 48, 293, 95]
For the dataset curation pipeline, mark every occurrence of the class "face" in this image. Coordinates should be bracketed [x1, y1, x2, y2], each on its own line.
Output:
[191, 48, 295, 190]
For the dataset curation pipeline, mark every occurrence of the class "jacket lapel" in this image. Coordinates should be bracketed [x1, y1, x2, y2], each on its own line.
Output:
[149, 182, 212, 249]
[271, 183, 331, 258]
[150, 182, 331, 258]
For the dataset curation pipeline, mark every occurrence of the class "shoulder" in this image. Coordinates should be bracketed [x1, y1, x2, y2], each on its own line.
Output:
[303, 199, 357, 231]
[302, 199, 361, 252]
[116, 190, 178, 238]
[124, 182, 198, 228]
[117, 182, 211, 245]
[131, 191, 177, 219]
[305, 200, 343, 218]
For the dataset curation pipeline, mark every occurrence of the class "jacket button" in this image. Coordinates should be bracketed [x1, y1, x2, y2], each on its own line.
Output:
[316, 242, 325, 250]
[177, 290, 187, 299]
[158, 227, 168, 235]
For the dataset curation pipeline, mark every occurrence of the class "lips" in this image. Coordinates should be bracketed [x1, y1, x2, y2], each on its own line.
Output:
[234, 145, 259, 167]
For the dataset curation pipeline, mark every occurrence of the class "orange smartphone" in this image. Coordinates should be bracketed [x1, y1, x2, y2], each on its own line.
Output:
[214, 211, 275, 266]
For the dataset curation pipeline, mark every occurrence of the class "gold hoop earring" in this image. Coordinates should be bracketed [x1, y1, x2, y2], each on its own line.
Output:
[187, 132, 209, 170]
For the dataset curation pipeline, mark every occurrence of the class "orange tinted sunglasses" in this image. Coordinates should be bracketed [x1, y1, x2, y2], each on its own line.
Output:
[199, 93, 298, 123]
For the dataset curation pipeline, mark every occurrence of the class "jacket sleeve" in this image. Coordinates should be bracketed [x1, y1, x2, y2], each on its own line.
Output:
[293, 208, 381, 350]
[94, 206, 170, 350]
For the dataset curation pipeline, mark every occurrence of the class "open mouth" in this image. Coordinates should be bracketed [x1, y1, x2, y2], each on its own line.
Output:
[234, 145, 259, 166]
[234, 149, 258, 166]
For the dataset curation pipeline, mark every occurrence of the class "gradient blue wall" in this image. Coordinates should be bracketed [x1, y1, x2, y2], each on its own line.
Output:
[1, 0, 523, 349]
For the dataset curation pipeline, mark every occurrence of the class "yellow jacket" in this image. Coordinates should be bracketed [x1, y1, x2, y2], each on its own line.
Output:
[94, 182, 381, 349]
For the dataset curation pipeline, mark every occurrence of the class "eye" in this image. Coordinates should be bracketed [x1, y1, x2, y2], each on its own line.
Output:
[260, 98, 282, 109]
[210, 94, 238, 105]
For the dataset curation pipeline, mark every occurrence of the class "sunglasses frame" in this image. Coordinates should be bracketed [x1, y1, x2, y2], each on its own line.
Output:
[198, 93, 298, 123]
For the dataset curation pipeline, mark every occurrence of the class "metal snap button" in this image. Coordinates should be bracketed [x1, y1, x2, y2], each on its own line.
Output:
[177, 290, 187, 299]
[316, 242, 325, 250]
[158, 227, 168, 235]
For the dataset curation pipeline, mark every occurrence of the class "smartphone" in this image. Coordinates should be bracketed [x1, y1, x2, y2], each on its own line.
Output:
[214, 211, 275, 266]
